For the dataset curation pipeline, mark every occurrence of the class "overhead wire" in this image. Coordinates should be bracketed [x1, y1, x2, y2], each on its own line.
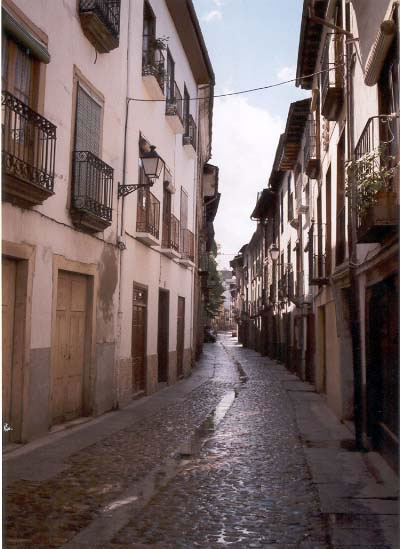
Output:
[127, 63, 345, 102]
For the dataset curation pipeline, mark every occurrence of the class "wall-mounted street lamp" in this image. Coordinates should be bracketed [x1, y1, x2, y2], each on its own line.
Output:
[269, 244, 280, 263]
[118, 145, 164, 198]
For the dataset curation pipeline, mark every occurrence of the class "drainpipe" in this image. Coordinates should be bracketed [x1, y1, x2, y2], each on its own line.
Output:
[346, 26, 363, 450]
[115, 0, 133, 408]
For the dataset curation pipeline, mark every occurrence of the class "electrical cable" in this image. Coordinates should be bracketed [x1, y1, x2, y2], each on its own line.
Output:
[127, 64, 345, 102]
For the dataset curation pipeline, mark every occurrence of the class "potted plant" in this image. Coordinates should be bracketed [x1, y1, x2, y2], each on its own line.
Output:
[345, 145, 398, 242]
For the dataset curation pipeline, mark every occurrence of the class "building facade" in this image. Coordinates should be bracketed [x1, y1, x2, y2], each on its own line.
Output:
[2, 0, 216, 443]
[233, 0, 398, 471]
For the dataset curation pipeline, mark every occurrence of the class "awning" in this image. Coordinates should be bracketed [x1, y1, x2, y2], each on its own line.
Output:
[2, 8, 50, 64]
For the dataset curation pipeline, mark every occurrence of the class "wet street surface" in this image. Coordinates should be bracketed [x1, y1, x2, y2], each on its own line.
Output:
[4, 334, 398, 548]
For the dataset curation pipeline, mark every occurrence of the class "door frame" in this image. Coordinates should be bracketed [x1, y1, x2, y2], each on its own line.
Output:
[2, 240, 35, 442]
[50, 255, 97, 424]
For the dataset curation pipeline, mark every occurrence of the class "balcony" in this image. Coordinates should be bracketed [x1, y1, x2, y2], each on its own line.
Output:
[353, 116, 398, 243]
[180, 228, 195, 267]
[308, 222, 329, 285]
[142, 42, 165, 100]
[321, 33, 344, 121]
[160, 213, 180, 258]
[183, 114, 197, 158]
[165, 81, 184, 134]
[71, 151, 113, 232]
[304, 116, 320, 178]
[199, 252, 210, 275]
[79, 0, 120, 53]
[288, 192, 299, 229]
[136, 189, 160, 245]
[2, 91, 56, 208]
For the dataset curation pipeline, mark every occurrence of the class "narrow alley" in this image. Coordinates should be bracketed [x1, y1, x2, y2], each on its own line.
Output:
[4, 334, 397, 548]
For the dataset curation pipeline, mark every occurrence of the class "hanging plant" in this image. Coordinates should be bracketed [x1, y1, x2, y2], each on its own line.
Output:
[345, 144, 398, 219]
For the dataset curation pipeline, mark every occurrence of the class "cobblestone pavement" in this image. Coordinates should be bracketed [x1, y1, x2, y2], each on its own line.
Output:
[4, 334, 397, 548]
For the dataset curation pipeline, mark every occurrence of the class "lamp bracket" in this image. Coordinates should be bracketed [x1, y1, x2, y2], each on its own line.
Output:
[118, 181, 154, 198]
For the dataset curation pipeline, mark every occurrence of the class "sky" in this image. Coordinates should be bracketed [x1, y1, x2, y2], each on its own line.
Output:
[192, 0, 310, 269]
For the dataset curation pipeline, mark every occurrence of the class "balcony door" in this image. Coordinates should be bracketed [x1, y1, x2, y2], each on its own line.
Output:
[176, 297, 185, 378]
[166, 49, 175, 103]
[132, 285, 147, 393]
[157, 289, 169, 383]
[73, 84, 102, 207]
[2, 34, 36, 106]
[2, 35, 37, 167]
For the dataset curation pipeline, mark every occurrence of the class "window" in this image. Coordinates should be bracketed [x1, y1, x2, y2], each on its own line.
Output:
[71, 78, 113, 230]
[326, 166, 332, 275]
[183, 85, 190, 135]
[287, 173, 291, 221]
[166, 49, 175, 104]
[75, 84, 101, 155]
[336, 132, 345, 266]
[280, 191, 284, 233]
[2, 31, 56, 206]
[180, 187, 188, 230]
[2, 34, 37, 108]
[142, 1, 156, 58]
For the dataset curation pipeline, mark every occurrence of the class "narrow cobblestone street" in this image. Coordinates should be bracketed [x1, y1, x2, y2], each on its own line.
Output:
[4, 334, 398, 548]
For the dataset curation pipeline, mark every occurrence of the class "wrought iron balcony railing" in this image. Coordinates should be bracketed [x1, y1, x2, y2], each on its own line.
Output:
[199, 252, 210, 273]
[162, 213, 180, 251]
[304, 116, 320, 178]
[183, 114, 197, 150]
[2, 91, 56, 203]
[72, 150, 113, 222]
[80, 0, 120, 37]
[79, 1, 120, 52]
[137, 189, 160, 238]
[353, 115, 398, 242]
[166, 80, 183, 121]
[142, 43, 165, 92]
[180, 228, 194, 262]
[321, 33, 344, 120]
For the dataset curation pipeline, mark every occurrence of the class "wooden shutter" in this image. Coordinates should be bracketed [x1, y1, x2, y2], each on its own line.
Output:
[75, 84, 101, 155]
[180, 187, 188, 229]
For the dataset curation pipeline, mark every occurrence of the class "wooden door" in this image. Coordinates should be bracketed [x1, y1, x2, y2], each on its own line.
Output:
[132, 285, 147, 393]
[52, 271, 87, 425]
[176, 296, 185, 378]
[366, 275, 398, 470]
[2, 258, 17, 442]
[157, 289, 169, 383]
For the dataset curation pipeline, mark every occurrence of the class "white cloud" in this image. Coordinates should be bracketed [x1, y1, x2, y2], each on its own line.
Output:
[213, 0, 225, 5]
[277, 66, 296, 82]
[209, 95, 284, 269]
[202, 9, 223, 22]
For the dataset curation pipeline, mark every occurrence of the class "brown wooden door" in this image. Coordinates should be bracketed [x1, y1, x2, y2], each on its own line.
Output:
[177, 296, 185, 378]
[2, 258, 17, 442]
[132, 285, 147, 393]
[158, 289, 169, 383]
[52, 271, 87, 425]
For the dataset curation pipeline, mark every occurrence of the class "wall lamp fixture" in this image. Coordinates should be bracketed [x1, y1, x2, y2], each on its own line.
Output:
[118, 145, 164, 198]
[269, 244, 280, 263]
